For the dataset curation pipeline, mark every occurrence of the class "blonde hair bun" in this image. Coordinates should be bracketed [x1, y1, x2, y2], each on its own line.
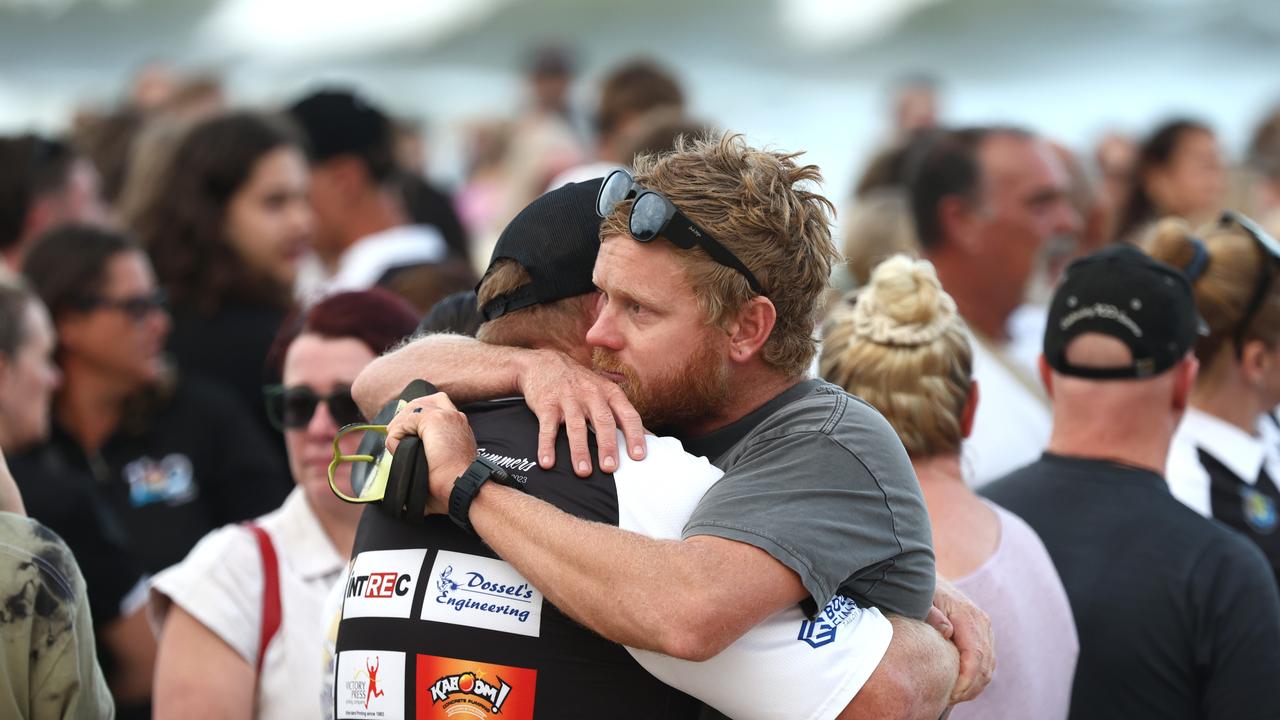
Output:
[850, 254, 959, 346]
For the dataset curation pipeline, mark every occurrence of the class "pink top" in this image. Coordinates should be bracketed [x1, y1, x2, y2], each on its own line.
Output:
[950, 501, 1079, 720]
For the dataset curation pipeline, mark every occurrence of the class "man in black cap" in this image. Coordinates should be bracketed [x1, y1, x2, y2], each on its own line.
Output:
[287, 88, 469, 310]
[983, 244, 1280, 719]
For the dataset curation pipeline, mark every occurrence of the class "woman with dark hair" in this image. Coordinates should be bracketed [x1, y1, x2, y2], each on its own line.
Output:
[1114, 118, 1225, 242]
[131, 111, 312, 451]
[0, 278, 148, 716]
[17, 223, 291, 718]
[150, 289, 419, 719]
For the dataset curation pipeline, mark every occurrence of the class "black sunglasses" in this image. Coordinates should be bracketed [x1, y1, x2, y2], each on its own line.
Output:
[596, 169, 766, 296]
[264, 385, 364, 431]
[74, 289, 168, 322]
[1222, 211, 1280, 357]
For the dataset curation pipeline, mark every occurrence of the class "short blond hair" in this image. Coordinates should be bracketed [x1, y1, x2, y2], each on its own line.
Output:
[600, 132, 836, 377]
[820, 255, 973, 458]
[475, 259, 592, 353]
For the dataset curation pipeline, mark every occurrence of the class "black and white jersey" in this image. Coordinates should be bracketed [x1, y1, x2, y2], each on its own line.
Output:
[330, 398, 890, 720]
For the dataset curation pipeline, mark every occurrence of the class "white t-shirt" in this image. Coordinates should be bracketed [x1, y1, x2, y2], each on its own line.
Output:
[1166, 407, 1280, 517]
[611, 432, 893, 720]
[964, 332, 1052, 487]
[295, 224, 448, 302]
[151, 488, 347, 720]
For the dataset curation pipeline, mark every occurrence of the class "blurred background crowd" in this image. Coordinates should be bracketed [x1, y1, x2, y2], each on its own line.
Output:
[2, 0, 1280, 718]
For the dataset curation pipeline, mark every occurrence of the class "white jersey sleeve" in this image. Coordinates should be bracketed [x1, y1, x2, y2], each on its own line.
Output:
[613, 432, 893, 720]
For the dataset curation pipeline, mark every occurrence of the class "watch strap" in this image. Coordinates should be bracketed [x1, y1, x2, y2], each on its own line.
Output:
[448, 457, 510, 534]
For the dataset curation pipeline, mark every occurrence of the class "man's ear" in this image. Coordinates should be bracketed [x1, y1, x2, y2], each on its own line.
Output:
[1173, 354, 1199, 412]
[938, 194, 980, 254]
[726, 296, 777, 364]
[1038, 355, 1055, 400]
[960, 379, 979, 439]
[326, 156, 368, 196]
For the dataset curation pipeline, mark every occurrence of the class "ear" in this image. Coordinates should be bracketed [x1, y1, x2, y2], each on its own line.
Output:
[938, 194, 981, 253]
[1239, 339, 1270, 387]
[1173, 354, 1199, 412]
[1038, 354, 1055, 400]
[725, 296, 777, 364]
[328, 155, 370, 195]
[54, 312, 89, 355]
[960, 379, 979, 439]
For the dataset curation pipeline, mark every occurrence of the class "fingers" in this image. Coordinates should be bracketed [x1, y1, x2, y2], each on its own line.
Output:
[535, 407, 561, 470]
[564, 405, 592, 477]
[588, 402, 618, 473]
[385, 394, 458, 453]
[607, 386, 647, 461]
[947, 610, 994, 704]
[924, 605, 954, 640]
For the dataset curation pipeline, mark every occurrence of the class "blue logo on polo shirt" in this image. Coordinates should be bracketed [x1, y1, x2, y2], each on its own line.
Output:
[798, 596, 859, 649]
[1243, 488, 1278, 534]
[124, 454, 197, 507]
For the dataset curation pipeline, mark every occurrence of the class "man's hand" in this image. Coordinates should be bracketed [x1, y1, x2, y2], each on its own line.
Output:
[385, 393, 478, 514]
[929, 578, 995, 704]
[515, 348, 647, 477]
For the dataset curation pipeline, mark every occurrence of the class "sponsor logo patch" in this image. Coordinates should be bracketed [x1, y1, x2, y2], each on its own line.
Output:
[1243, 487, 1278, 534]
[343, 549, 426, 620]
[798, 595, 861, 649]
[420, 551, 543, 637]
[124, 454, 197, 507]
[416, 654, 535, 719]
[336, 650, 405, 719]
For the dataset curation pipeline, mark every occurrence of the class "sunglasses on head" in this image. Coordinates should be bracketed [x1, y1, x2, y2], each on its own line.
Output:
[596, 169, 766, 296]
[264, 384, 363, 431]
[1221, 211, 1280, 357]
[74, 289, 168, 322]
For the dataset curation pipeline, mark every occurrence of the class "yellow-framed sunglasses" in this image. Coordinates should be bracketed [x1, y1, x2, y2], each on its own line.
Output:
[327, 423, 393, 504]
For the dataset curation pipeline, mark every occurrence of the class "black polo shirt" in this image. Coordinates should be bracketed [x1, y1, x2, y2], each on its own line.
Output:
[983, 453, 1280, 720]
[335, 399, 700, 720]
[27, 376, 291, 575]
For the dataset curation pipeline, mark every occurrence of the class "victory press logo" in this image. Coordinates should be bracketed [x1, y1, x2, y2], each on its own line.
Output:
[336, 651, 405, 720]
[417, 655, 536, 720]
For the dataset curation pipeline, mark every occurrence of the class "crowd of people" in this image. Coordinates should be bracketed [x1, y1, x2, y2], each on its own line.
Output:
[0, 51, 1279, 720]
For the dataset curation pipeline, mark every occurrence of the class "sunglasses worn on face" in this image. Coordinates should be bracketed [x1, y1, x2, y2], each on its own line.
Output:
[75, 289, 168, 322]
[1222, 211, 1280, 357]
[596, 169, 766, 296]
[264, 384, 363, 430]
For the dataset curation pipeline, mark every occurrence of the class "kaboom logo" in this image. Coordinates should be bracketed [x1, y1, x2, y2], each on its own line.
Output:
[429, 672, 512, 713]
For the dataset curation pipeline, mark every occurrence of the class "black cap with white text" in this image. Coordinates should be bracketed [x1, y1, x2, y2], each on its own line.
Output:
[1043, 245, 1204, 380]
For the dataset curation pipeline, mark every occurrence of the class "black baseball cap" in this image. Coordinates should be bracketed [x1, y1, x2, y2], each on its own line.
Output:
[1044, 244, 1205, 379]
[286, 88, 394, 178]
[478, 178, 603, 321]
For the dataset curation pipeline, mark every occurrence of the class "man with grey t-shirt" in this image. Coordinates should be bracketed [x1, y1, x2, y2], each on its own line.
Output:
[360, 137, 994, 711]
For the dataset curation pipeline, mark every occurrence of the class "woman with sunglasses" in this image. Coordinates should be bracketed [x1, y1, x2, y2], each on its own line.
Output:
[18, 224, 290, 718]
[1144, 214, 1280, 586]
[0, 277, 154, 715]
[132, 111, 312, 464]
[150, 289, 418, 719]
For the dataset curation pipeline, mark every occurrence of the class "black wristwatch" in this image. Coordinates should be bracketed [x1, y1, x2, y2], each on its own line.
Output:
[448, 456, 513, 534]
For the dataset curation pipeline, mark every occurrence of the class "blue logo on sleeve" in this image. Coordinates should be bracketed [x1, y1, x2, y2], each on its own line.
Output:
[798, 596, 860, 649]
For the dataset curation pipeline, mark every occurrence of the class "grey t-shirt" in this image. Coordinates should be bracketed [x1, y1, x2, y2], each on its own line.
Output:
[680, 379, 936, 619]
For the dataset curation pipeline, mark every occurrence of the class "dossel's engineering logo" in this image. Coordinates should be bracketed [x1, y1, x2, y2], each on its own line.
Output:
[336, 650, 405, 720]
[343, 549, 425, 620]
[798, 595, 861, 649]
[421, 551, 543, 637]
[416, 655, 536, 719]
